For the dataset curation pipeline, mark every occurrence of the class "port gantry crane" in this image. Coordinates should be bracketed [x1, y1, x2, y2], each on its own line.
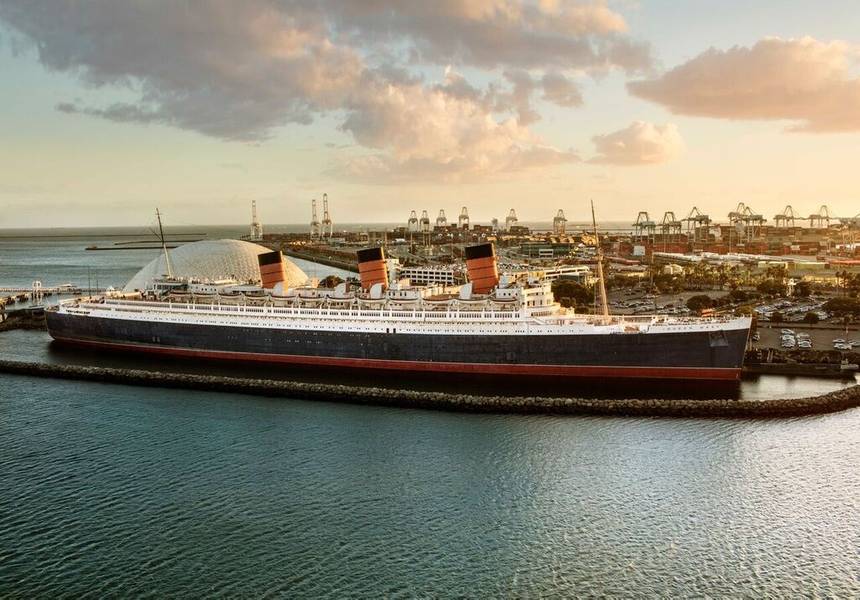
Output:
[249, 200, 263, 241]
[659, 211, 683, 248]
[321, 193, 333, 238]
[419, 210, 431, 232]
[728, 202, 765, 242]
[419, 210, 431, 245]
[310, 198, 321, 240]
[808, 205, 833, 228]
[407, 210, 419, 232]
[505, 209, 518, 231]
[458, 206, 469, 229]
[436, 209, 447, 228]
[774, 205, 797, 228]
[681, 206, 712, 243]
[632, 211, 656, 243]
[553, 209, 567, 235]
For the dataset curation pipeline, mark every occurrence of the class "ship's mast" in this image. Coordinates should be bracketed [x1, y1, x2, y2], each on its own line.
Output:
[591, 200, 610, 320]
[156, 208, 174, 278]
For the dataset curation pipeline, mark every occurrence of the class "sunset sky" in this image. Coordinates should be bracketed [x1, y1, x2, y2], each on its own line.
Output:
[1, 1, 859, 228]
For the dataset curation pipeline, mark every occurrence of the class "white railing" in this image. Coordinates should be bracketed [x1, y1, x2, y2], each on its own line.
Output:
[72, 298, 528, 323]
[64, 297, 747, 330]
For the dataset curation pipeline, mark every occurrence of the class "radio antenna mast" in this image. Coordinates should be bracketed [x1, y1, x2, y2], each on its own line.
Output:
[591, 200, 609, 320]
[156, 208, 174, 278]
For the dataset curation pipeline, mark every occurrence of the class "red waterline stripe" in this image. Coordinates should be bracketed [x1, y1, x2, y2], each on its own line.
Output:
[51, 336, 742, 381]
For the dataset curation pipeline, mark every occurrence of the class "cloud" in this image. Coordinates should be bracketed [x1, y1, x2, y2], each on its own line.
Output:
[500, 70, 541, 125]
[323, 0, 650, 73]
[1, 0, 363, 141]
[334, 78, 579, 182]
[590, 121, 683, 165]
[0, 0, 642, 181]
[57, 102, 163, 125]
[628, 37, 860, 132]
[541, 71, 584, 107]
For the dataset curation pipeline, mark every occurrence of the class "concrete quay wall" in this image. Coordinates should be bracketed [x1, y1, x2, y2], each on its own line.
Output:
[1, 360, 858, 418]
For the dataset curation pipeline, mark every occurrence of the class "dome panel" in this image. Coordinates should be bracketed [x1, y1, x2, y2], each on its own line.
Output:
[123, 239, 307, 292]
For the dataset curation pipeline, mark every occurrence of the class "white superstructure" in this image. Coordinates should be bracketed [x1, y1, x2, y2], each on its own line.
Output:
[62, 274, 750, 338]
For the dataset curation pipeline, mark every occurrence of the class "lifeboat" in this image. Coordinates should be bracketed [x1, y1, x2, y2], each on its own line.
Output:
[217, 293, 245, 305]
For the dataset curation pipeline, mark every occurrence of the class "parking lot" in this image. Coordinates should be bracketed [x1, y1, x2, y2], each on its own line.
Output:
[755, 325, 860, 350]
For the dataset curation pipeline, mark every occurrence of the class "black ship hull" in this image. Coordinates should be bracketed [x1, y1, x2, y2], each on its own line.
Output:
[46, 311, 749, 380]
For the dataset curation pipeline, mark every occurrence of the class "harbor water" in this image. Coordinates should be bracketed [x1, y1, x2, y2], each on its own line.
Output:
[1, 228, 858, 596]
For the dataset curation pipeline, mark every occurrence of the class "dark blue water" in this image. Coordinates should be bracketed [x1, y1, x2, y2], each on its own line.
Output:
[1, 375, 858, 597]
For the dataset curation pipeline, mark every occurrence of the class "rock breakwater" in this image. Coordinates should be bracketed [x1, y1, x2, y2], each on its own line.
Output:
[1, 359, 858, 418]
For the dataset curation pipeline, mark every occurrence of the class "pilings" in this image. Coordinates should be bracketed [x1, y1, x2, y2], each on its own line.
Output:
[0, 359, 857, 418]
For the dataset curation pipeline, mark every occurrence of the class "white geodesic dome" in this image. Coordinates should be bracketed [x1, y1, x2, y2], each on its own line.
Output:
[123, 239, 307, 292]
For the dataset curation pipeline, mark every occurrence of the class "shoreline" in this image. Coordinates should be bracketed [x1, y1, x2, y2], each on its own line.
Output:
[1, 359, 857, 418]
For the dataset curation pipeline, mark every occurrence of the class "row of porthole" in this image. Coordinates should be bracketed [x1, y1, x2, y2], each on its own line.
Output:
[114, 314, 539, 334]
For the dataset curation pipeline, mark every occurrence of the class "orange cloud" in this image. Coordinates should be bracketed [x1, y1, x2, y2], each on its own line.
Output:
[590, 121, 682, 165]
[335, 78, 579, 183]
[628, 37, 860, 132]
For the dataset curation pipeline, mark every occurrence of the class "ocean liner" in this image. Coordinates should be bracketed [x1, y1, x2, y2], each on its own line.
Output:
[46, 217, 751, 381]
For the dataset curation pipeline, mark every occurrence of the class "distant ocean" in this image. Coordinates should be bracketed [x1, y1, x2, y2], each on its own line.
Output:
[0, 225, 355, 289]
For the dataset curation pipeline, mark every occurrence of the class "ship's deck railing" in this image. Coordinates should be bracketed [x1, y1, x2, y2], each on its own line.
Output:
[64, 297, 747, 327]
[72, 298, 525, 321]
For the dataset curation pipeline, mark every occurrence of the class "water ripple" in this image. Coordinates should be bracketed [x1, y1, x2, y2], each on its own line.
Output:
[1, 375, 858, 597]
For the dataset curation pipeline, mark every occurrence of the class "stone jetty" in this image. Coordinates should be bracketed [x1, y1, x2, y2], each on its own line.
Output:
[1, 359, 858, 418]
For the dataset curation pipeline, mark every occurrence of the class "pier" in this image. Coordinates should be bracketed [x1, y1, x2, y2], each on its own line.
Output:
[0, 283, 108, 307]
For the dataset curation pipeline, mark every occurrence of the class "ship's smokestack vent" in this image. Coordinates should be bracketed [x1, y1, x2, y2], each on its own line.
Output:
[258, 251, 286, 289]
[464, 243, 499, 294]
[357, 247, 389, 291]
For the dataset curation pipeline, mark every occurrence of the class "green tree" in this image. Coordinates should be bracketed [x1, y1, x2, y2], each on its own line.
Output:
[686, 294, 715, 313]
[652, 272, 684, 294]
[770, 310, 784, 323]
[318, 275, 344, 288]
[795, 280, 812, 297]
[802, 311, 820, 324]
[823, 297, 860, 317]
[552, 280, 594, 308]
[757, 278, 786, 297]
[728, 289, 751, 303]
